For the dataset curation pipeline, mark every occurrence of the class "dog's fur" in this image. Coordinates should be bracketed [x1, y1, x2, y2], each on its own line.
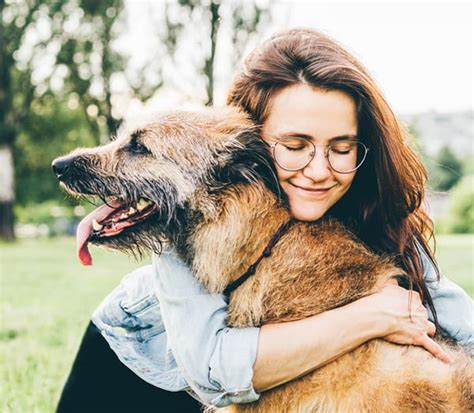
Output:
[54, 108, 473, 412]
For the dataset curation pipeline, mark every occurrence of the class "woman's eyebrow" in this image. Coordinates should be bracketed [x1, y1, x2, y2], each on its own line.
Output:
[277, 132, 358, 141]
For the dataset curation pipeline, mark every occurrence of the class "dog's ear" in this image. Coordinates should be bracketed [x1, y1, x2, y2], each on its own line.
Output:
[214, 128, 282, 198]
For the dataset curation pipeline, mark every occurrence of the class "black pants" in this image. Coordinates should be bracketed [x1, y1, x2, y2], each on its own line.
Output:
[56, 322, 203, 413]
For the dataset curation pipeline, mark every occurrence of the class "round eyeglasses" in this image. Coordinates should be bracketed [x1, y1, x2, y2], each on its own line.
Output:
[265, 137, 369, 174]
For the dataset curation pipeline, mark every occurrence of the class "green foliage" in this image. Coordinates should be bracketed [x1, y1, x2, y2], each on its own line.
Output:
[14, 200, 96, 225]
[55, 0, 134, 141]
[462, 156, 474, 175]
[14, 94, 96, 205]
[436, 175, 474, 234]
[2, 0, 270, 241]
[429, 146, 464, 191]
[15, 201, 75, 226]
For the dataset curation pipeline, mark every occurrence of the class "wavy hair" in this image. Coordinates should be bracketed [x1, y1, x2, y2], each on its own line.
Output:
[227, 28, 439, 324]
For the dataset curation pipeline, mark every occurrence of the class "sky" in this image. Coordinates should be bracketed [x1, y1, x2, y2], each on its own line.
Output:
[272, 0, 473, 115]
[121, 0, 473, 118]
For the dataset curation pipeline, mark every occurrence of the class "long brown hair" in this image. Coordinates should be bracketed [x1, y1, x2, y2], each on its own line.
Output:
[227, 28, 440, 323]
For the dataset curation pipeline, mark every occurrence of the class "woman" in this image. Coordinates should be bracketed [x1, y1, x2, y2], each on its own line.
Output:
[56, 28, 473, 412]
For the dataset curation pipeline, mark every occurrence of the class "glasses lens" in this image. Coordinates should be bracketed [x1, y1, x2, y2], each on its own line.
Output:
[273, 137, 314, 171]
[328, 140, 367, 173]
[272, 138, 368, 172]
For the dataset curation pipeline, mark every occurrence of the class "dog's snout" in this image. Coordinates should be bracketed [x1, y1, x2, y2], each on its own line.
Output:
[52, 157, 72, 179]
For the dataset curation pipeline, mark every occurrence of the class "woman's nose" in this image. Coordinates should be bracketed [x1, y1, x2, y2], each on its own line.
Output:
[302, 149, 332, 181]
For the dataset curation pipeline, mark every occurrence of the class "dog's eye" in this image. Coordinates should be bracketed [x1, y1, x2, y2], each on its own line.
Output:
[128, 141, 150, 155]
[128, 131, 151, 155]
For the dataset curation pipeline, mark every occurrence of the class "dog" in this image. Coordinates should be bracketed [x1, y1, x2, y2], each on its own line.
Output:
[53, 107, 473, 412]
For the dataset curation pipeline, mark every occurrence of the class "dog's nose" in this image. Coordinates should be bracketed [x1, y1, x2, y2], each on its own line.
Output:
[52, 157, 72, 179]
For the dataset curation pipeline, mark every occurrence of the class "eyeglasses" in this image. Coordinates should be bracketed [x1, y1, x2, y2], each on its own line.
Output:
[264, 137, 369, 174]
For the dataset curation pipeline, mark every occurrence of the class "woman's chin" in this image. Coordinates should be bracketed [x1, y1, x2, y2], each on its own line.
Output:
[290, 205, 326, 222]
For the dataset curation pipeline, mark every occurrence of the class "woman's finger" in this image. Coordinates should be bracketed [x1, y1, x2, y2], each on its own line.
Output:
[417, 335, 453, 364]
[426, 321, 436, 337]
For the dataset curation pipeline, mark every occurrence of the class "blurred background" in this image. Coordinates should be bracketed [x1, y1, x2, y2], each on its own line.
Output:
[1, 0, 472, 411]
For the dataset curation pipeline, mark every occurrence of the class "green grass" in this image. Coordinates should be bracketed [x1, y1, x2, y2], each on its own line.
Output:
[1, 235, 473, 412]
[0, 238, 141, 413]
[434, 234, 474, 296]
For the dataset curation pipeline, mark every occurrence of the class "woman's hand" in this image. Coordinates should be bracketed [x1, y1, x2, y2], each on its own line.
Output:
[362, 280, 453, 363]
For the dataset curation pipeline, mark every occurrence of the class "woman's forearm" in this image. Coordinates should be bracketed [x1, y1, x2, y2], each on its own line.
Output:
[252, 281, 454, 392]
[252, 299, 383, 391]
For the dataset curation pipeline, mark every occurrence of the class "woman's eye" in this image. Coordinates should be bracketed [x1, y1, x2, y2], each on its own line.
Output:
[331, 142, 355, 154]
[332, 148, 351, 155]
[284, 145, 305, 151]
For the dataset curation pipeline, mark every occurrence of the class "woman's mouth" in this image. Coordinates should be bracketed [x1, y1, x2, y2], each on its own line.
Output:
[289, 183, 336, 197]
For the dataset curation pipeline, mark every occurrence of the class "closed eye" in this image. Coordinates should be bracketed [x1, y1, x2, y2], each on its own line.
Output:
[330, 141, 357, 155]
[284, 145, 306, 151]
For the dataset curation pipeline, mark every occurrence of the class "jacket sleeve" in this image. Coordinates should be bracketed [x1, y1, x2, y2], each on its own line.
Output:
[153, 250, 261, 407]
[421, 249, 474, 353]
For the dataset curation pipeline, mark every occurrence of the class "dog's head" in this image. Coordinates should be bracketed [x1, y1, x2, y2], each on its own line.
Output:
[52, 107, 280, 264]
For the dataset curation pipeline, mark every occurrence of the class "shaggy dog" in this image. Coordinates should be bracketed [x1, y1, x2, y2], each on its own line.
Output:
[53, 108, 473, 412]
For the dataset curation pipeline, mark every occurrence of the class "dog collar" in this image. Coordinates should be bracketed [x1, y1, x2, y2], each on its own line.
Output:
[223, 218, 296, 299]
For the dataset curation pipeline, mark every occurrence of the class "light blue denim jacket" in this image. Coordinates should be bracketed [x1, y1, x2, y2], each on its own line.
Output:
[92, 249, 474, 407]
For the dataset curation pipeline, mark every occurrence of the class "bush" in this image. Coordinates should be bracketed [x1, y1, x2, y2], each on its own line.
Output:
[436, 175, 474, 234]
[14, 201, 96, 236]
[428, 146, 464, 191]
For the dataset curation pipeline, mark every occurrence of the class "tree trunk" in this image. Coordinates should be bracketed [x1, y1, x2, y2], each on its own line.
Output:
[0, 144, 15, 240]
[204, 0, 220, 106]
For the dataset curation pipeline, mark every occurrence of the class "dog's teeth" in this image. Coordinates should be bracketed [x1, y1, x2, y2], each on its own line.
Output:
[128, 207, 136, 214]
[92, 219, 103, 231]
[120, 213, 128, 219]
[136, 198, 150, 211]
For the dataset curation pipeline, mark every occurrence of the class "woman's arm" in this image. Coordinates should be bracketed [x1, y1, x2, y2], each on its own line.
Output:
[154, 251, 450, 404]
[253, 297, 381, 390]
[154, 251, 260, 406]
[252, 282, 452, 391]
[420, 248, 474, 353]
[254, 247, 474, 392]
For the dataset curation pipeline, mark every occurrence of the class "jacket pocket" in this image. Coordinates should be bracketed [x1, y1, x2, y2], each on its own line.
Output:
[117, 265, 165, 340]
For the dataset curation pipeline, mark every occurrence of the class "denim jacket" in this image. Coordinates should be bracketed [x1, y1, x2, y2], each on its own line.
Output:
[92, 249, 474, 407]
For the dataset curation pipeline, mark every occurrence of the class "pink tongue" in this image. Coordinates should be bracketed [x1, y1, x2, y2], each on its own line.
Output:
[76, 203, 120, 266]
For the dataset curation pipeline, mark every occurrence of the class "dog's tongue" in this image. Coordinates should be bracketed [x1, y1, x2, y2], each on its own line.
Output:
[76, 203, 120, 266]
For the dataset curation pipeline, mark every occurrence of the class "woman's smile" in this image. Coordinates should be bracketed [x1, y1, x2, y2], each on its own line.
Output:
[289, 182, 337, 197]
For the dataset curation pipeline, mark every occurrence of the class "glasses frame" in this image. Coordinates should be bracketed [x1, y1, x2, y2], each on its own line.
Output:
[264, 138, 369, 174]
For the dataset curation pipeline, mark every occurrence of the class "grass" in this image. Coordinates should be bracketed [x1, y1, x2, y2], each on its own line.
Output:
[1, 235, 473, 412]
[434, 235, 474, 296]
[0, 238, 140, 413]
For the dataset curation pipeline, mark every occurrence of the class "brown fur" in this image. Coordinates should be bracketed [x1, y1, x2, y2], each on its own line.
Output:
[54, 108, 473, 413]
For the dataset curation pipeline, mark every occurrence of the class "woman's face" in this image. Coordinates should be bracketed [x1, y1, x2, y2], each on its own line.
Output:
[262, 84, 358, 221]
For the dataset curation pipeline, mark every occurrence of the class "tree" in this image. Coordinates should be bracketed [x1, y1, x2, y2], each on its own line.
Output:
[430, 145, 464, 192]
[163, 0, 269, 105]
[2, 0, 269, 239]
[56, 0, 166, 143]
[1, 0, 163, 239]
[14, 92, 94, 205]
[1, 0, 44, 240]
